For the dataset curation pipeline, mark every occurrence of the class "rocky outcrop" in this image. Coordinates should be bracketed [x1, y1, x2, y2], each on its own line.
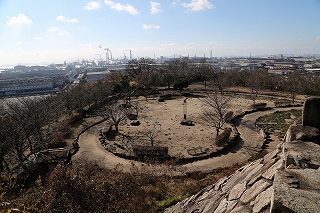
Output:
[303, 97, 320, 129]
[165, 97, 320, 213]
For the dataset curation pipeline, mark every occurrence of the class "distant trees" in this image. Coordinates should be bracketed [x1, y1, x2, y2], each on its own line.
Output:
[173, 78, 189, 91]
[285, 72, 303, 104]
[192, 58, 212, 90]
[126, 58, 156, 79]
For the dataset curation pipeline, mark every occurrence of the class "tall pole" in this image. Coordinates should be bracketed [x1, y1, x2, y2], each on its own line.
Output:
[183, 98, 188, 120]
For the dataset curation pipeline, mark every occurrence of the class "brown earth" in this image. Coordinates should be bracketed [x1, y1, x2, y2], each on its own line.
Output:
[72, 88, 306, 172]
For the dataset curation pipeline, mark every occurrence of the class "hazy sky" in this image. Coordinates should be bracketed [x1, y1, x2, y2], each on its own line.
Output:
[1, 0, 320, 66]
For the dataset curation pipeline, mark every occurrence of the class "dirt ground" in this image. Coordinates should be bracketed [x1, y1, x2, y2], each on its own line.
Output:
[72, 87, 305, 172]
[116, 93, 274, 157]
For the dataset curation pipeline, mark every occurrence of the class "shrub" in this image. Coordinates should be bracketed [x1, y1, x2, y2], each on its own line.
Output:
[158, 195, 187, 209]
[133, 145, 169, 161]
[274, 100, 291, 107]
[224, 111, 234, 122]
[216, 128, 232, 147]
[47, 131, 65, 148]
[67, 113, 83, 125]
[58, 122, 71, 136]
[251, 102, 267, 109]
[173, 78, 189, 90]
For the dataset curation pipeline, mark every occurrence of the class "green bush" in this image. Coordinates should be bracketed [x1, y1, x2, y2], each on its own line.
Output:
[158, 195, 189, 209]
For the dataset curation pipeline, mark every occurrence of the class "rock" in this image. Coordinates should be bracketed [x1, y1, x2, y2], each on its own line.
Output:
[230, 205, 251, 213]
[261, 159, 283, 180]
[248, 157, 278, 186]
[228, 181, 247, 200]
[285, 125, 319, 143]
[213, 198, 227, 213]
[180, 119, 194, 126]
[271, 170, 320, 213]
[263, 149, 280, 163]
[199, 192, 225, 213]
[240, 179, 272, 204]
[130, 120, 140, 126]
[214, 176, 229, 191]
[252, 186, 273, 213]
[226, 200, 238, 212]
[303, 97, 320, 129]
[287, 169, 320, 191]
[283, 140, 320, 169]
[222, 160, 263, 193]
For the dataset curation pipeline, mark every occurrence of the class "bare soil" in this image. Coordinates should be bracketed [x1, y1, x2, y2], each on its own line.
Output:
[104, 92, 277, 158]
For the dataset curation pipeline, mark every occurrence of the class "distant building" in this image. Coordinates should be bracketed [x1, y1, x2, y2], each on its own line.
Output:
[0, 80, 55, 96]
[268, 66, 293, 75]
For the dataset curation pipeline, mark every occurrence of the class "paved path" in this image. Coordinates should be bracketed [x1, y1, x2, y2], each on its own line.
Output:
[73, 107, 302, 173]
[73, 126, 138, 171]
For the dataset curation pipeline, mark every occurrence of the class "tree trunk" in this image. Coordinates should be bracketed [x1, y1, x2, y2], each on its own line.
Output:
[114, 124, 119, 133]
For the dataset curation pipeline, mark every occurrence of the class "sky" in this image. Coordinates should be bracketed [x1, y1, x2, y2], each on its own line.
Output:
[1, 0, 320, 66]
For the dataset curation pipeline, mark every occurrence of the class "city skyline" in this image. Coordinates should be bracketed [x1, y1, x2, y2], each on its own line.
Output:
[1, 0, 320, 66]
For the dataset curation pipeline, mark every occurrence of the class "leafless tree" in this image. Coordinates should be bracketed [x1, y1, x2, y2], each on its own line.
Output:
[138, 122, 162, 146]
[130, 100, 143, 118]
[210, 71, 230, 94]
[201, 92, 232, 136]
[102, 103, 128, 133]
[89, 79, 112, 107]
[193, 58, 212, 90]
[0, 117, 12, 172]
[285, 72, 303, 104]
[59, 86, 75, 114]
[159, 66, 176, 89]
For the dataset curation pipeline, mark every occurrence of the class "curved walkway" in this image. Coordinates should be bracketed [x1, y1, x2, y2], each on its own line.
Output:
[73, 107, 302, 173]
[184, 106, 302, 173]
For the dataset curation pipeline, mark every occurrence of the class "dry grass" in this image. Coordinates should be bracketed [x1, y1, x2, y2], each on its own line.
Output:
[2, 160, 244, 212]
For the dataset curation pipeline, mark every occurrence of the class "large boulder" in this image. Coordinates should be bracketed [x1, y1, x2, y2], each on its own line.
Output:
[284, 125, 319, 143]
[303, 97, 320, 129]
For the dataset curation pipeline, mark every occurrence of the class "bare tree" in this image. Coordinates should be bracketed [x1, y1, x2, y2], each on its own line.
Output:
[193, 58, 212, 90]
[201, 92, 232, 136]
[285, 72, 303, 104]
[210, 71, 230, 94]
[2, 96, 61, 172]
[130, 100, 142, 118]
[102, 103, 128, 133]
[0, 117, 13, 172]
[138, 122, 162, 146]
